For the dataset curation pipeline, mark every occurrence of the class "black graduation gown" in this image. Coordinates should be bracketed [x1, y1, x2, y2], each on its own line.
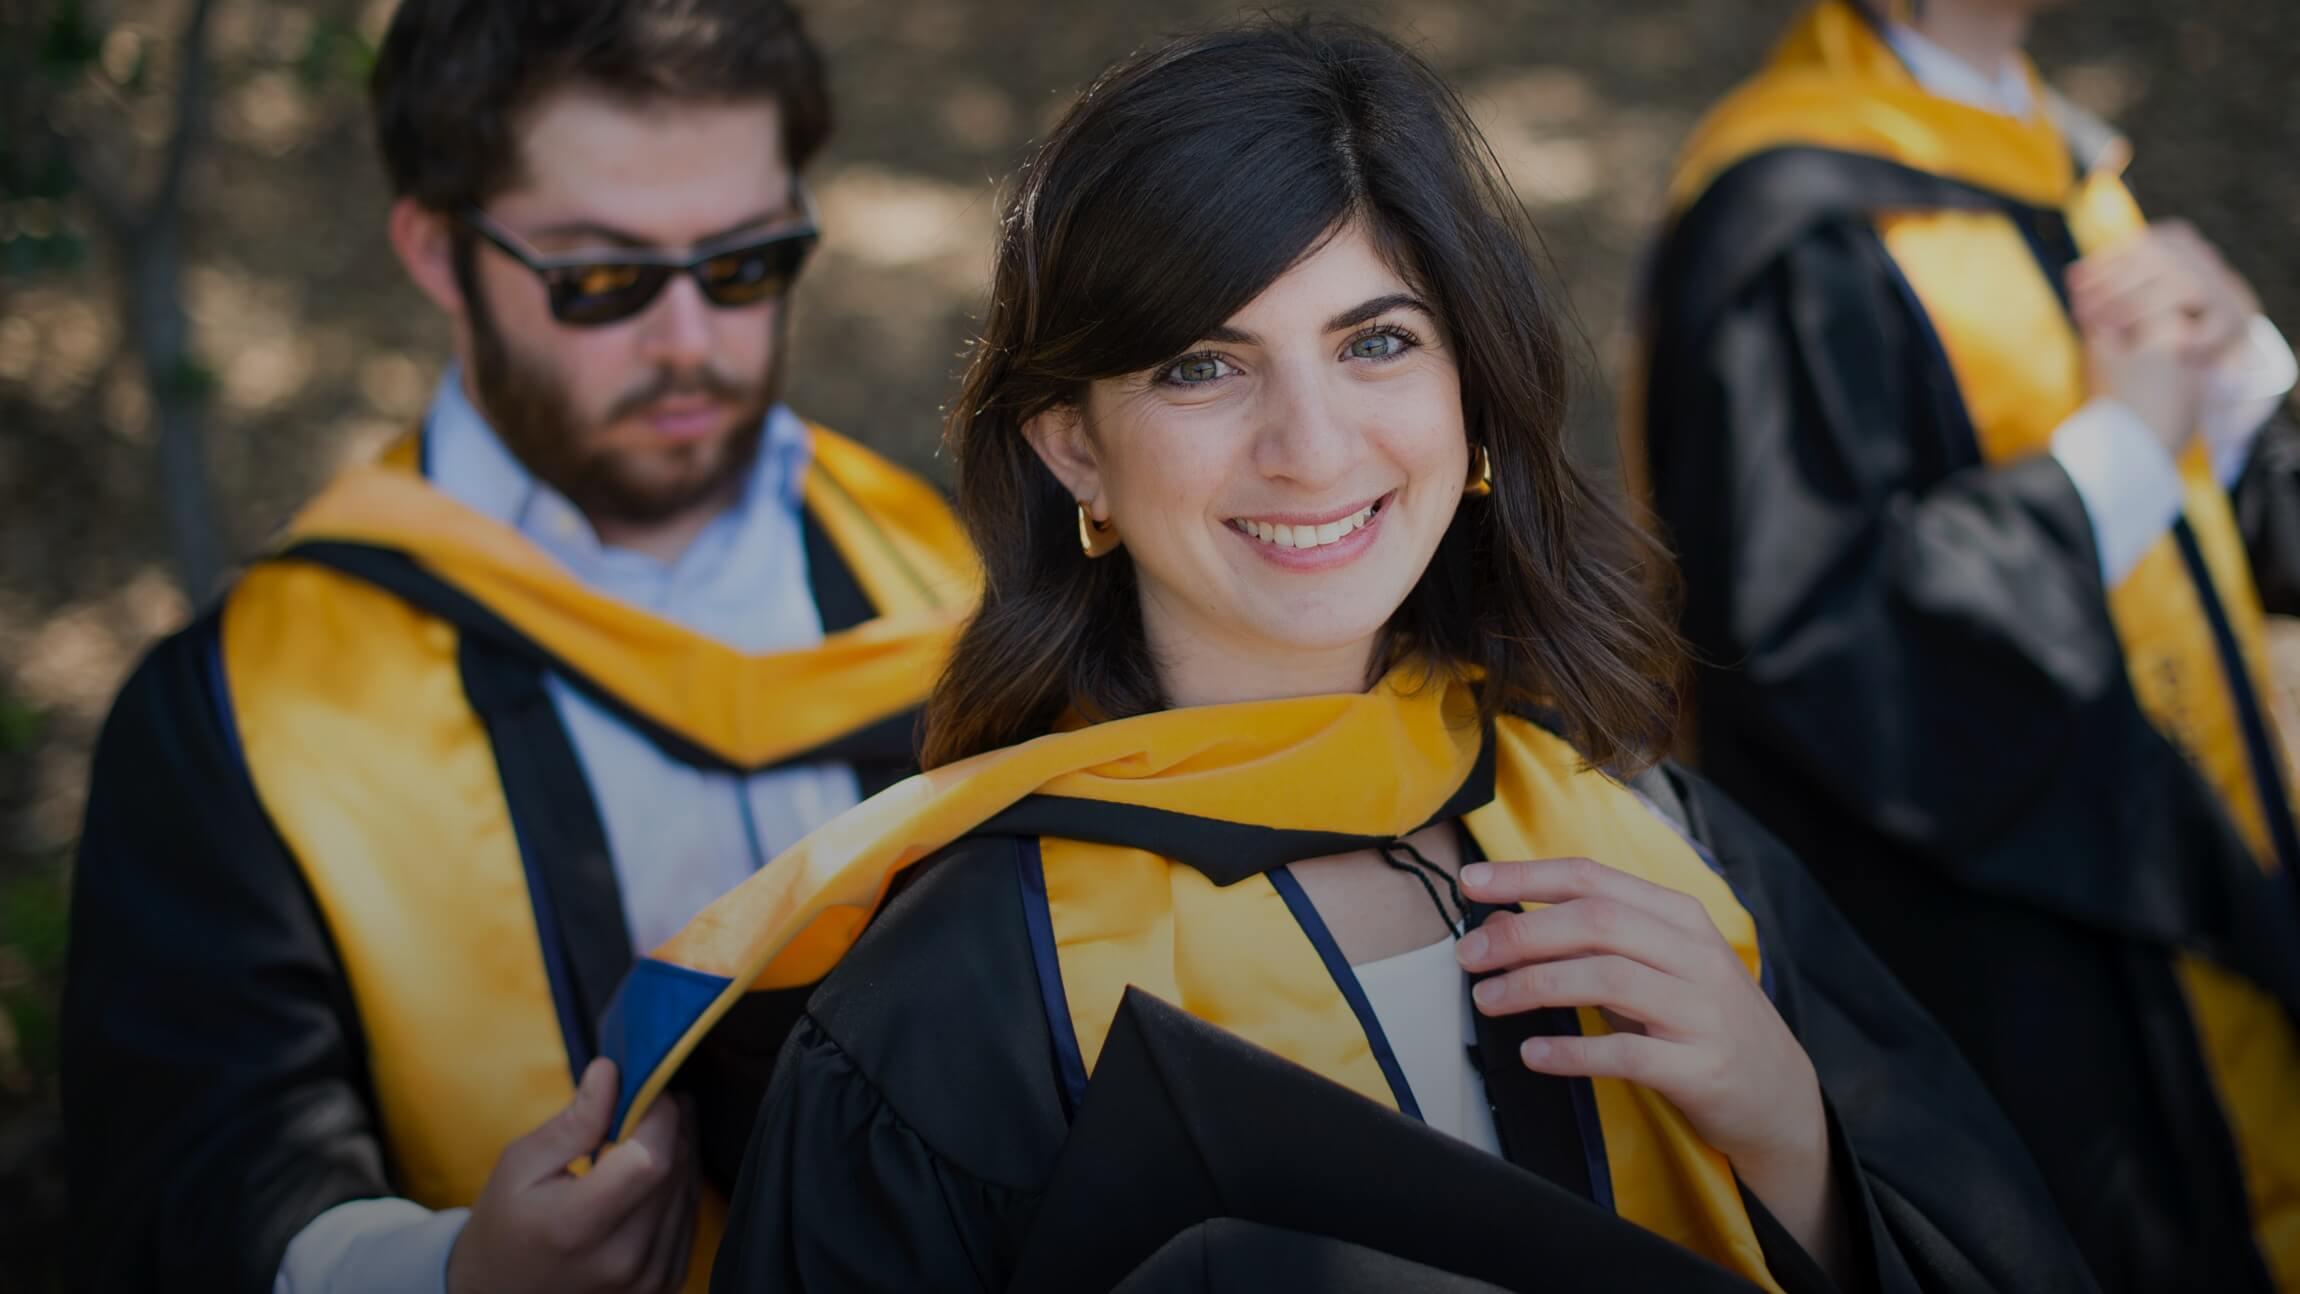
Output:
[709, 762, 2093, 1293]
[59, 511, 916, 1294]
[1636, 147, 2300, 1294]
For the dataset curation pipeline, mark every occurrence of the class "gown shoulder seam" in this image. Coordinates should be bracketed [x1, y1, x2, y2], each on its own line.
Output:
[798, 1007, 1049, 1197]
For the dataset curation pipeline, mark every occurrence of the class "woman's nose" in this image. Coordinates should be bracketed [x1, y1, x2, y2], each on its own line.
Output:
[1253, 363, 1360, 488]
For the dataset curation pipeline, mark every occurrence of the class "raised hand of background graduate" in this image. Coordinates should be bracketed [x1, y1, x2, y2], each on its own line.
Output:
[1454, 855, 1846, 1279]
[446, 1058, 699, 1294]
[2070, 219, 2260, 367]
[2079, 295, 2211, 457]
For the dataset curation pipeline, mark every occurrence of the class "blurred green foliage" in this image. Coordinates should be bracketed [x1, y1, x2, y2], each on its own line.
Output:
[297, 15, 376, 89]
[0, 0, 100, 277]
[0, 694, 41, 759]
[0, 686, 60, 1098]
[0, 864, 69, 1093]
[37, 0, 102, 68]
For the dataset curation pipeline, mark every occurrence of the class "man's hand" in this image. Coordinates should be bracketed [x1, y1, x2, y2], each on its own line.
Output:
[2071, 220, 2260, 367]
[447, 1059, 699, 1294]
[2082, 305, 2210, 459]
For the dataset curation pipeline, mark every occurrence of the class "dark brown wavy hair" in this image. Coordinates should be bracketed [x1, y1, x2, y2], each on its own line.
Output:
[922, 17, 1683, 771]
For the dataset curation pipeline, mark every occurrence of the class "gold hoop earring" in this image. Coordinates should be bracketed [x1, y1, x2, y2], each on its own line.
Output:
[1464, 444, 1494, 498]
[1077, 502, 1121, 558]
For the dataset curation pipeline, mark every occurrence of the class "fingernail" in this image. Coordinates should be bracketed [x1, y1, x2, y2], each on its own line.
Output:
[1457, 929, 1488, 963]
[1472, 977, 1503, 1008]
[1460, 862, 1491, 888]
[1521, 1038, 1550, 1064]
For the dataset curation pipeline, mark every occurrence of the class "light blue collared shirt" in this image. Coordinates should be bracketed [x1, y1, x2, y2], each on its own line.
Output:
[275, 369, 863, 1294]
[421, 366, 864, 952]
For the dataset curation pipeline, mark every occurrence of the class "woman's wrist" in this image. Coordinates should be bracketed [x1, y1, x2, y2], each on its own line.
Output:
[1726, 1076, 1849, 1282]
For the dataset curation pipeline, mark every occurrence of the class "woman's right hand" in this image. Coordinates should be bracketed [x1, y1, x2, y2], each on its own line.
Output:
[1456, 856, 1847, 1279]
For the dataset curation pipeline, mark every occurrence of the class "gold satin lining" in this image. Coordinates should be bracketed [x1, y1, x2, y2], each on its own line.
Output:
[1465, 720, 1776, 1288]
[1040, 839, 1400, 1110]
[227, 565, 738, 1290]
[377, 432, 422, 473]
[1666, 8, 2300, 1278]
[282, 425, 972, 771]
[224, 562, 574, 1208]
[800, 428, 979, 614]
[637, 670, 1779, 1287]
[1669, 1, 2071, 216]
[2175, 956, 2300, 1289]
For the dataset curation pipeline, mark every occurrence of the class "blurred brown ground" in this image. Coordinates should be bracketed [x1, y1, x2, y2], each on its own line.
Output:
[2, 0, 2295, 1285]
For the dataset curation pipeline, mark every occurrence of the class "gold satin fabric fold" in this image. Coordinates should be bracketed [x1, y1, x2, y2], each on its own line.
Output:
[638, 670, 1784, 1287]
[278, 424, 973, 770]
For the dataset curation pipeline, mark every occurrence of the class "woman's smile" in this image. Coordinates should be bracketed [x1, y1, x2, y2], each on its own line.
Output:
[1022, 222, 1468, 699]
[1224, 489, 1394, 571]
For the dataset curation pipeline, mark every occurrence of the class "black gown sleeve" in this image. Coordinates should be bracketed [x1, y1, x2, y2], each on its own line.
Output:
[60, 615, 389, 1294]
[1657, 763, 2101, 1294]
[710, 1015, 1036, 1292]
[1643, 217, 2244, 943]
[2232, 410, 2300, 616]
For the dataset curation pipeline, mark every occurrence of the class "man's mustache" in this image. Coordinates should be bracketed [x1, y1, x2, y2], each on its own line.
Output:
[606, 366, 763, 422]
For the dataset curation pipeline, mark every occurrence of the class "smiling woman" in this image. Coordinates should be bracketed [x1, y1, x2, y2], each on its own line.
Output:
[919, 20, 1681, 760]
[1021, 225, 1473, 708]
[653, 16, 2097, 1293]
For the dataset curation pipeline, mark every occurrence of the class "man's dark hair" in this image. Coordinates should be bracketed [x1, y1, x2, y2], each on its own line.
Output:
[370, 0, 832, 212]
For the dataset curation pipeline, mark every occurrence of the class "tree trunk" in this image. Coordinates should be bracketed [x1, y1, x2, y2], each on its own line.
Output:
[125, 216, 224, 599]
[112, 0, 225, 599]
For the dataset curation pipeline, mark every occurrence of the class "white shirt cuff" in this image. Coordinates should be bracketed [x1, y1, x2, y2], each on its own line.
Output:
[2202, 314, 2299, 486]
[273, 1198, 469, 1294]
[2050, 397, 2187, 586]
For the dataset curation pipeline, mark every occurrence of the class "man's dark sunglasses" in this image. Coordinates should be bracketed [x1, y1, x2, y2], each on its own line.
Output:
[463, 194, 820, 327]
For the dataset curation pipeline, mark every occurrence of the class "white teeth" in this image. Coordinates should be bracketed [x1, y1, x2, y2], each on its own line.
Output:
[1232, 503, 1378, 550]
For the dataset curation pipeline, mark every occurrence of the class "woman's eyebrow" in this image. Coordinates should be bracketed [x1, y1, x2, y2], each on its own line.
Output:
[1197, 293, 1433, 347]
[1323, 293, 1429, 333]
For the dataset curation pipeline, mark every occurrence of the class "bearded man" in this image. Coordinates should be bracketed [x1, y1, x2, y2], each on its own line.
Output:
[60, 3, 972, 1290]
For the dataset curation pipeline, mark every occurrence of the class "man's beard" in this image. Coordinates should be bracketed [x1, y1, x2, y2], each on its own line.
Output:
[464, 280, 781, 530]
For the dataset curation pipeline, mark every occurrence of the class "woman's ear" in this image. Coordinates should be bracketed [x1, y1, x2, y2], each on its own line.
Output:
[1023, 404, 1106, 518]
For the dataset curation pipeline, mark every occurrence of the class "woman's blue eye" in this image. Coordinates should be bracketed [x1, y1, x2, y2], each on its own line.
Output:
[1347, 328, 1412, 360]
[1159, 353, 1234, 385]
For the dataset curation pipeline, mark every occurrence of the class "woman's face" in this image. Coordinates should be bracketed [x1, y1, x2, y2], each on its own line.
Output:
[1028, 221, 1470, 702]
